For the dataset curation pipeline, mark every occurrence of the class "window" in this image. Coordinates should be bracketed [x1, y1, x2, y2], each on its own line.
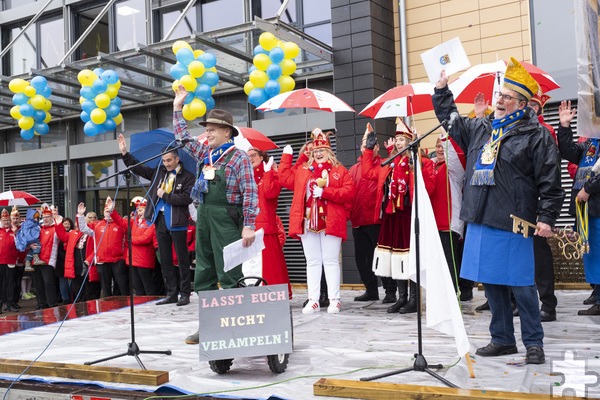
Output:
[115, 0, 147, 51]
[2, 0, 36, 11]
[39, 17, 64, 69]
[158, 6, 198, 40]
[74, 4, 109, 60]
[4, 25, 36, 75]
[200, 0, 245, 32]
[260, 0, 297, 23]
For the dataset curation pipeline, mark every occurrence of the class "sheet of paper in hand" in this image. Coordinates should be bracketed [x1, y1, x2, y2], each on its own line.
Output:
[420, 37, 470, 84]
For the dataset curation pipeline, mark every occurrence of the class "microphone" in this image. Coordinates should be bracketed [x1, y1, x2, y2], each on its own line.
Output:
[177, 137, 195, 144]
[446, 112, 459, 130]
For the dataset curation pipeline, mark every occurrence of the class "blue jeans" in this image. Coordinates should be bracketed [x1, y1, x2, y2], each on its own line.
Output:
[483, 283, 543, 348]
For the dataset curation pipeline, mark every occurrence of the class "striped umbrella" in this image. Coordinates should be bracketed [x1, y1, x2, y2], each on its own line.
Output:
[257, 88, 355, 113]
[359, 82, 435, 119]
[0, 190, 40, 206]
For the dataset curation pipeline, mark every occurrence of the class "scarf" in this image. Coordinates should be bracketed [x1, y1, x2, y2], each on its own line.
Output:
[253, 163, 265, 185]
[306, 161, 332, 232]
[470, 109, 525, 186]
[574, 138, 600, 190]
[160, 165, 182, 194]
[191, 140, 235, 202]
[385, 156, 411, 214]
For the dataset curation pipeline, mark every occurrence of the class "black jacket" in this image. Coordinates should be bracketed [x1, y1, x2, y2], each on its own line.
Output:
[432, 86, 564, 232]
[122, 152, 194, 229]
[557, 125, 600, 217]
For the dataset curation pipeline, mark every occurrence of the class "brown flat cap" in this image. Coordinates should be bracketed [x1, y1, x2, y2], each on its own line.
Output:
[198, 109, 239, 137]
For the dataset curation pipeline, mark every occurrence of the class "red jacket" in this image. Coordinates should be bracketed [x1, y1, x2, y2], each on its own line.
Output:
[362, 149, 435, 223]
[0, 227, 18, 264]
[84, 211, 125, 264]
[111, 212, 156, 269]
[173, 221, 195, 266]
[39, 224, 59, 267]
[279, 153, 355, 241]
[55, 217, 95, 279]
[254, 166, 282, 235]
[349, 153, 384, 227]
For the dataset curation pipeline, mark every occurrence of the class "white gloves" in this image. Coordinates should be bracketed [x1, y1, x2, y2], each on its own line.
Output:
[283, 145, 293, 155]
[313, 186, 324, 198]
[263, 156, 274, 172]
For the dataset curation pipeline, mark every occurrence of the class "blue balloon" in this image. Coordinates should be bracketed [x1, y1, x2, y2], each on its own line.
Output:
[92, 79, 107, 94]
[249, 65, 257, 74]
[34, 122, 49, 135]
[264, 80, 281, 97]
[175, 48, 194, 66]
[248, 88, 268, 107]
[93, 68, 104, 76]
[273, 108, 286, 114]
[20, 129, 34, 140]
[80, 110, 91, 123]
[269, 47, 284, 64]
[101, 70, 119, 84]
[103, 119, 116, 131]
[194, 84, 212, 100]
[80, 86, 96, 100]
[200, 71, 219, 87]
[19, 104, 34, 117]
[253, 45, 268, 56]
[12, 93, 28, 106]
[33, 110, 46, 122]
[105, 104, 120, 119]
[204, 96, 215, 111]
[30, 76, 47, 92]
[84, 121, 101, 136]
[81, 100, 95, 114]
[41, 86, 52, 98]
[199, 53, 217, 69]
[184, 92, 194, 104]
[101, 168, 108, 174]
[169, 63, 187, 80]
[110, 97, 122, 108]
[266, 63, 282, 80]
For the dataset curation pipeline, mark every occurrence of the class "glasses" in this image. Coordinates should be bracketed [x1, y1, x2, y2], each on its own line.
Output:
[494, 91, 522, 102]
[248, 152, 260, 159]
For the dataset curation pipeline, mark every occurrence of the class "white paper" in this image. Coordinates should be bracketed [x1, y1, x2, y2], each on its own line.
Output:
[420, 37, 470, 84]
[223, 228, 265, 272]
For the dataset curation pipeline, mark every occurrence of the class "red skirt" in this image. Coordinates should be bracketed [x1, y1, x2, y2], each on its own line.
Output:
[262, 233, 293, 299]
[377, 206, 411, 251]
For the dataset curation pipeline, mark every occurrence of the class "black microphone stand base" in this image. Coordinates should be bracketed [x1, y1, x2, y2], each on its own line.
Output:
[360, 354, 457, 388]
[84, 341, 172, 369]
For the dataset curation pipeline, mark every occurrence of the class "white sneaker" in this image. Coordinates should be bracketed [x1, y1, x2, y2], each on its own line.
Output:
[302, 301, 320, 314]
[327, 300, 341, 314]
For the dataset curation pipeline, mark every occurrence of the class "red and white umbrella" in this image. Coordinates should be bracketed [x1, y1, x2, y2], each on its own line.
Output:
[449, 60, 561, 105]
[257, 88, 355, 113]
[196, 126, 278, 152]
[0, 190, 40, 206]
[359, 82, 435, 119]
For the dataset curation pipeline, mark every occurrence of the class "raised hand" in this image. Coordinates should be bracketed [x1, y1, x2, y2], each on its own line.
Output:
[558, 100, 577, 128]
[77, 202, 86, 216]
[118, 134, 127, 155]
[473, 92, 490, 118]
[173, 84, 188, 111]
[264, 156, 274, 172]
[365, 130, 378, 150]
[436, 70, 448, 89]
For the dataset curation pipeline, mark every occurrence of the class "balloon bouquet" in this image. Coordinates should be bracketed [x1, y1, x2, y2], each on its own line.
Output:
[78, 68, 123, 136]
[9, 77, 53, 140]
[87, 160, 113, 179]
[245, 32, 299, 108]
[169, 40, 220, 121]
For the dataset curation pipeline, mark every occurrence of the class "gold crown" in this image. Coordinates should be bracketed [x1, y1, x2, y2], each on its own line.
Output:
[1, 209, 9, 220]
[311, 128, 331, 150]
[395, 117, 414, 140]
[10, 205, 18, 216]
[502, 57, 539, 101]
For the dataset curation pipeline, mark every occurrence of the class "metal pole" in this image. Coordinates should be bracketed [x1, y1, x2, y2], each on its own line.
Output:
[161, 0, 197, 41]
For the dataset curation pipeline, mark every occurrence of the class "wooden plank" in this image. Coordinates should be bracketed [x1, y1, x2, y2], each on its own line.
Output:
[314, 378, 564, 399]
[0, 359, 169, 386]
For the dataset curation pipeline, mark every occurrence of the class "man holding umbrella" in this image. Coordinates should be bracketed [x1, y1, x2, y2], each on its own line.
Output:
[172, 86, 259, 345]
[118, 134, 195, 306]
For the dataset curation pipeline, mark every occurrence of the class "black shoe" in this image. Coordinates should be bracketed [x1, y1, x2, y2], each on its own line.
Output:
[176, 295, 190, 306]
[583, 294, 596, 305]
[318, 294, 330, 308]
[540, 310, 556, 322]
[475, 342, 518, 357]
[382, 293, 397, 304]
[354, 292, 379, 301]
[399, 298, 417, 314]
[5, 303, 19, 312]
[475, 301, 490, 311]
[35, 304, 49, 310]
[387, 298, 407, 313]
[459, 291, 473, 301]
[525, 346, 545, 364]
[578, 304, 600, 315]
[156, 296, 177, 305]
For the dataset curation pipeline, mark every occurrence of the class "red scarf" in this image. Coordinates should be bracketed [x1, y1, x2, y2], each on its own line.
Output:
[253, 163, 265, 185]
[385, 156, 410, 214]
[306, 161, 332, 232]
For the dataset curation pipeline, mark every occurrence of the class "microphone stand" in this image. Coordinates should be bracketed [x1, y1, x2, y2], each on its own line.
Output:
[361, 118, 457, 388]
[84, 143, 186, 369]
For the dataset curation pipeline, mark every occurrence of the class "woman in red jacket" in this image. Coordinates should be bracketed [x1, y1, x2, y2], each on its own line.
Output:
[0, 209, 18, 312]
[279, 128, 355, 314]
[247, 147, 292, 298]
[362, 120, 434, 314]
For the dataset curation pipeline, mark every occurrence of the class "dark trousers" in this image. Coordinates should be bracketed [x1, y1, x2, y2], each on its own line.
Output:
[33, 264, 58, 307]
[132, 267, 157, 295]
[13, 265, 24, 304]
[439, 230, 473, 294]
[69, 276, 85, 302]
[156, 213, 191, 298]
[534, 236, 557, 313]
[352, 224, 380, 294]
[98, 260, 129, 297]
[0, 264, 14, 304]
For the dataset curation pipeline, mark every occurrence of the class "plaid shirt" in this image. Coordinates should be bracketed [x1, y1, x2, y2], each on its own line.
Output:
[173, 111, 259, 229]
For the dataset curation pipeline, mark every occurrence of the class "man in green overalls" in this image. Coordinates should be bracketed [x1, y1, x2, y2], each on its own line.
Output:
[173, 86, 259, 344]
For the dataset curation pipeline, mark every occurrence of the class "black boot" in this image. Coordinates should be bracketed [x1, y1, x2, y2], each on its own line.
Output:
[399, 281, 418, 314]
[386, 280, 407, 313]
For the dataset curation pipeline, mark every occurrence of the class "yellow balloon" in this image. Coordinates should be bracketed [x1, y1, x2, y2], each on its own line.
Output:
[24, 86, 36, 97]
[9, 79, 29, 93]
[244, 81, 255, 96]
[10, 106, 22, 119]
[113, 113, 123, 125]
[90, 108, 107, 124]
[95, 93, 110, 109]
[193, 49, 205, 59]
[30, 95, 46, 110]
[44, 111, 51, 123]
[278, 75, 295, 93]
[276, 40, 284, 48]
[180, 75, 197, 92]
[106, 85, 119, 99]
[208, 67, 217, 73]
[172, 79, 181, 92]
[18, 116, 34, 130]
[77, 69, 98, 86]
[253, 54, 271, 71]
[211, 86, 215, 94]
[79, 96, 86, 104]
[280, 59, 296, 76]
[172, 40, 192, 54]
[282, 42, 300, 59]
[249, 70, 269, 88]
[181, 104, 194, 121]
[259, 32, 277, 51]
[189, 98, 206, 118]
[42, 99, 52, 112]
[188, 61, 205, 78]
[113, 80, 121, 90]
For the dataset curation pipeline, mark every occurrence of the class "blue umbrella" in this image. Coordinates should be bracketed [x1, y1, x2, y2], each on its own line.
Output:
[129, 129, 198, 175]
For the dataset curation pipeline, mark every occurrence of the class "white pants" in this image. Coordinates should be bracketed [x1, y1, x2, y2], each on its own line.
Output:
[300, 231, 342, 301]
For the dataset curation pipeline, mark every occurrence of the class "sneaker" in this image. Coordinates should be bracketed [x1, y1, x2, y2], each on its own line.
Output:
[185, 331, 199, 345]
[577, 304, 600, 315]
[22, 292, 34, 300]
[525, 346, 545, 364]
[327, 300, 341, 314]
[302, 301, 320, 314]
